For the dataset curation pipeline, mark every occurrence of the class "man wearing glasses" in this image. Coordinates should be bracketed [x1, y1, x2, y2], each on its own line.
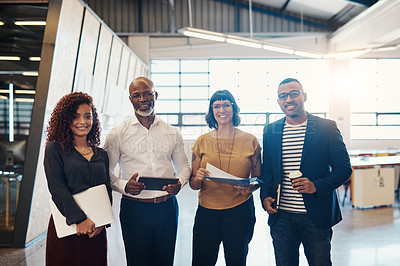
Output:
[260, 78, 352, 265]
[104, 77, 190, 266]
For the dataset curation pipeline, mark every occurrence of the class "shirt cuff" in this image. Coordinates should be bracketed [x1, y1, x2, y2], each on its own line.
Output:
[117, 179, 129, 195]
[178, 176, 189, 187]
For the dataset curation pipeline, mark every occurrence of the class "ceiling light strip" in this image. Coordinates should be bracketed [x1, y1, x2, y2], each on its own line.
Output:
[226, 37, 262, 49]
[15, 90, 36, 94]
[179, 27, 397, 59]
[0, 56, 21, 61]
[14, 21, 46, 26]
[29, 57, 41, 61]
[263, 44, 294, 55]
[179, 27, 322, 59]
[22, 72, 39, 76]
[9, 83, 14, 142]
[15, 98, 34, 103]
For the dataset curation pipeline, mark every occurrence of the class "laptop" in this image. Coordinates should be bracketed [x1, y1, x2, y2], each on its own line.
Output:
[49, 184, 115, 238]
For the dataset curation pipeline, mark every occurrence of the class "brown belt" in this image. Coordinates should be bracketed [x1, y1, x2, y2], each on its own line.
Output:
[122, 194, 172, 203]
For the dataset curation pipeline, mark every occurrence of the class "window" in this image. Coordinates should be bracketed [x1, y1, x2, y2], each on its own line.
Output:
[350, 59, 400, 139]
[151, 59, 329, 140]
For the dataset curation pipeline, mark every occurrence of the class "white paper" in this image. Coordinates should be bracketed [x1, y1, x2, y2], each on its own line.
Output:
[206, 163, 242, 179]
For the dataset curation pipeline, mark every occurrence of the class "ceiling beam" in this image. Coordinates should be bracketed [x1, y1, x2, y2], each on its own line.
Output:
[280, 0, 291, 12]
[346, 0, 379, 7]
[330, 0, 400, 52]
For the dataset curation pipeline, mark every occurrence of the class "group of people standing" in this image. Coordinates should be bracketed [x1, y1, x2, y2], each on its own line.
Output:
[43, 76, 352, 266]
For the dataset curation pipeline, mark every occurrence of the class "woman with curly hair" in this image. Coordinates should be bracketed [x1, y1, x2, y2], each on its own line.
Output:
[44, 92, 112, 266]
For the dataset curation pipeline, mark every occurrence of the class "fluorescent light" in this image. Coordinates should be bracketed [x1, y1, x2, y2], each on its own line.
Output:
[373, 46, 397, 52]
[178, 27, 328, 59]
[183, 31, 225, 42]
[0, 56, 20, 61]
[263, 44, 294, 54]
[15, 21, 46, 26]
[324, 49, 367, 59]
[179, 27, 225, 42]
[15, 98, 34, 103]
[15, 90, 36, 94]
[0, 95, 8, 100]
[29, 57, 41, 61]
[294, 51, 323, 59]
[22, 71, 39, 76]
[0, 21, 4, 26]
[0, 89, 9, 93]
[9, 83, 14, 142]
[226, 37, 262, 48]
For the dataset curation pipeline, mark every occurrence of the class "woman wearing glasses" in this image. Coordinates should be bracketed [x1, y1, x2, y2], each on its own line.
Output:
[190, 90, 261, 266]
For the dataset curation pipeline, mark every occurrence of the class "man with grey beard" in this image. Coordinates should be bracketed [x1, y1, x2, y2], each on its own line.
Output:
[104, 77, 190, 266]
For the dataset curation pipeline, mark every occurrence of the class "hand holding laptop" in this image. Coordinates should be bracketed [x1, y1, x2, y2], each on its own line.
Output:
[76, 218, 95, 236]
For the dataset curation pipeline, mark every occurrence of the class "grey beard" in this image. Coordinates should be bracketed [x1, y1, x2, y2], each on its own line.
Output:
[135, 107, 154, 117]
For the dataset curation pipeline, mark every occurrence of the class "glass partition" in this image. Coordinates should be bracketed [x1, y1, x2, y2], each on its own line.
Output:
[0, 2, 46, 245]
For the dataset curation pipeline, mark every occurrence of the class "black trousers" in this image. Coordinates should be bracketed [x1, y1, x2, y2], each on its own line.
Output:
[192, 197, 256, 266]
[120, 196, 178, 266]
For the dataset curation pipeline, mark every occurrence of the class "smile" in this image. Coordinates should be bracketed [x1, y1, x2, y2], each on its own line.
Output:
[285, 104, 296, 110]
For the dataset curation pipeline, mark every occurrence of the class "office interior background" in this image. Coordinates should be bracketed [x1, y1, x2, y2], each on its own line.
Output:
[0, 0, 399, 265]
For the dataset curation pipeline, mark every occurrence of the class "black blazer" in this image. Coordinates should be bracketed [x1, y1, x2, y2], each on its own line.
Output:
[260, 113, 352, 229]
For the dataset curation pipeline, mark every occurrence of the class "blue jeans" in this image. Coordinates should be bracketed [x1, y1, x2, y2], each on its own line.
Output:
[270, 211, 332, 266]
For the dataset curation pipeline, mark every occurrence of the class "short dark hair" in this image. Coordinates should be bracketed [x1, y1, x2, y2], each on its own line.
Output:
[205, 90, 240, 129]
[279, 78, 302, 88]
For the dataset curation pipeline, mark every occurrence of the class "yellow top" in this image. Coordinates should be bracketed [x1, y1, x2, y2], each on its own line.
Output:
[192, 129, 261, 210]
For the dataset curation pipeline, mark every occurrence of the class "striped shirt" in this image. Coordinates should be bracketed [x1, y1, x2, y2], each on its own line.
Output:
[279, 121, 307, 213]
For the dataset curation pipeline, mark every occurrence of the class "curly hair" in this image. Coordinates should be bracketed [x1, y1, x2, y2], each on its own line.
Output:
[205, 90, 241, 129]
[46, 92, 101, 152]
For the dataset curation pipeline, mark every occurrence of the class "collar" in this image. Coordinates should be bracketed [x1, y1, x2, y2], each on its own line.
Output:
[285, 119, 308, 126]
[130, 114, 159, 127]
[281, 112, 313, 126]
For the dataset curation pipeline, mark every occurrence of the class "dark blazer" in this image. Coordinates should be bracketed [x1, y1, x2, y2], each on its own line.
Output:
[260, 113, 352, 229]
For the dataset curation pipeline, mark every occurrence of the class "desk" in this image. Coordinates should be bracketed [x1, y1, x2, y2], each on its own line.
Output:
[349, 149, 400, 157]
[350, 156, 400, 208]
[351, 155, 400, 167]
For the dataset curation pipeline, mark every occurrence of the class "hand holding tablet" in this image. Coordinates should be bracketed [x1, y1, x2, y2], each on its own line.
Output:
[138, 176, 179, 191]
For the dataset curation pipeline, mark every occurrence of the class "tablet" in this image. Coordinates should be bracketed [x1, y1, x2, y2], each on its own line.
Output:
[138, 176, 179, 191]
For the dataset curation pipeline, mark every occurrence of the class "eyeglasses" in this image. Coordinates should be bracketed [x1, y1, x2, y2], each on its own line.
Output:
[130, 91, 155, 101]
[278, 90, 302, 101]
[212, 102, 233, 110]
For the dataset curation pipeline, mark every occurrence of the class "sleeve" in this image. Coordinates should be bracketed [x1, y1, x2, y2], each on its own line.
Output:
[104, 128, 128, 194]
[171, 128, 191, 187]
[44, 142, 86, 225]
[103, 149, 113, 204]
[191, 136, 202, 158]
[313, 120, 353, 197]
[251, 135, 262, 158]
[259, 126, 276, 205]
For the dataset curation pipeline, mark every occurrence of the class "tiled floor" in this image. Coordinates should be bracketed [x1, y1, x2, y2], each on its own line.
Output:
[1, 186, 400, 266]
